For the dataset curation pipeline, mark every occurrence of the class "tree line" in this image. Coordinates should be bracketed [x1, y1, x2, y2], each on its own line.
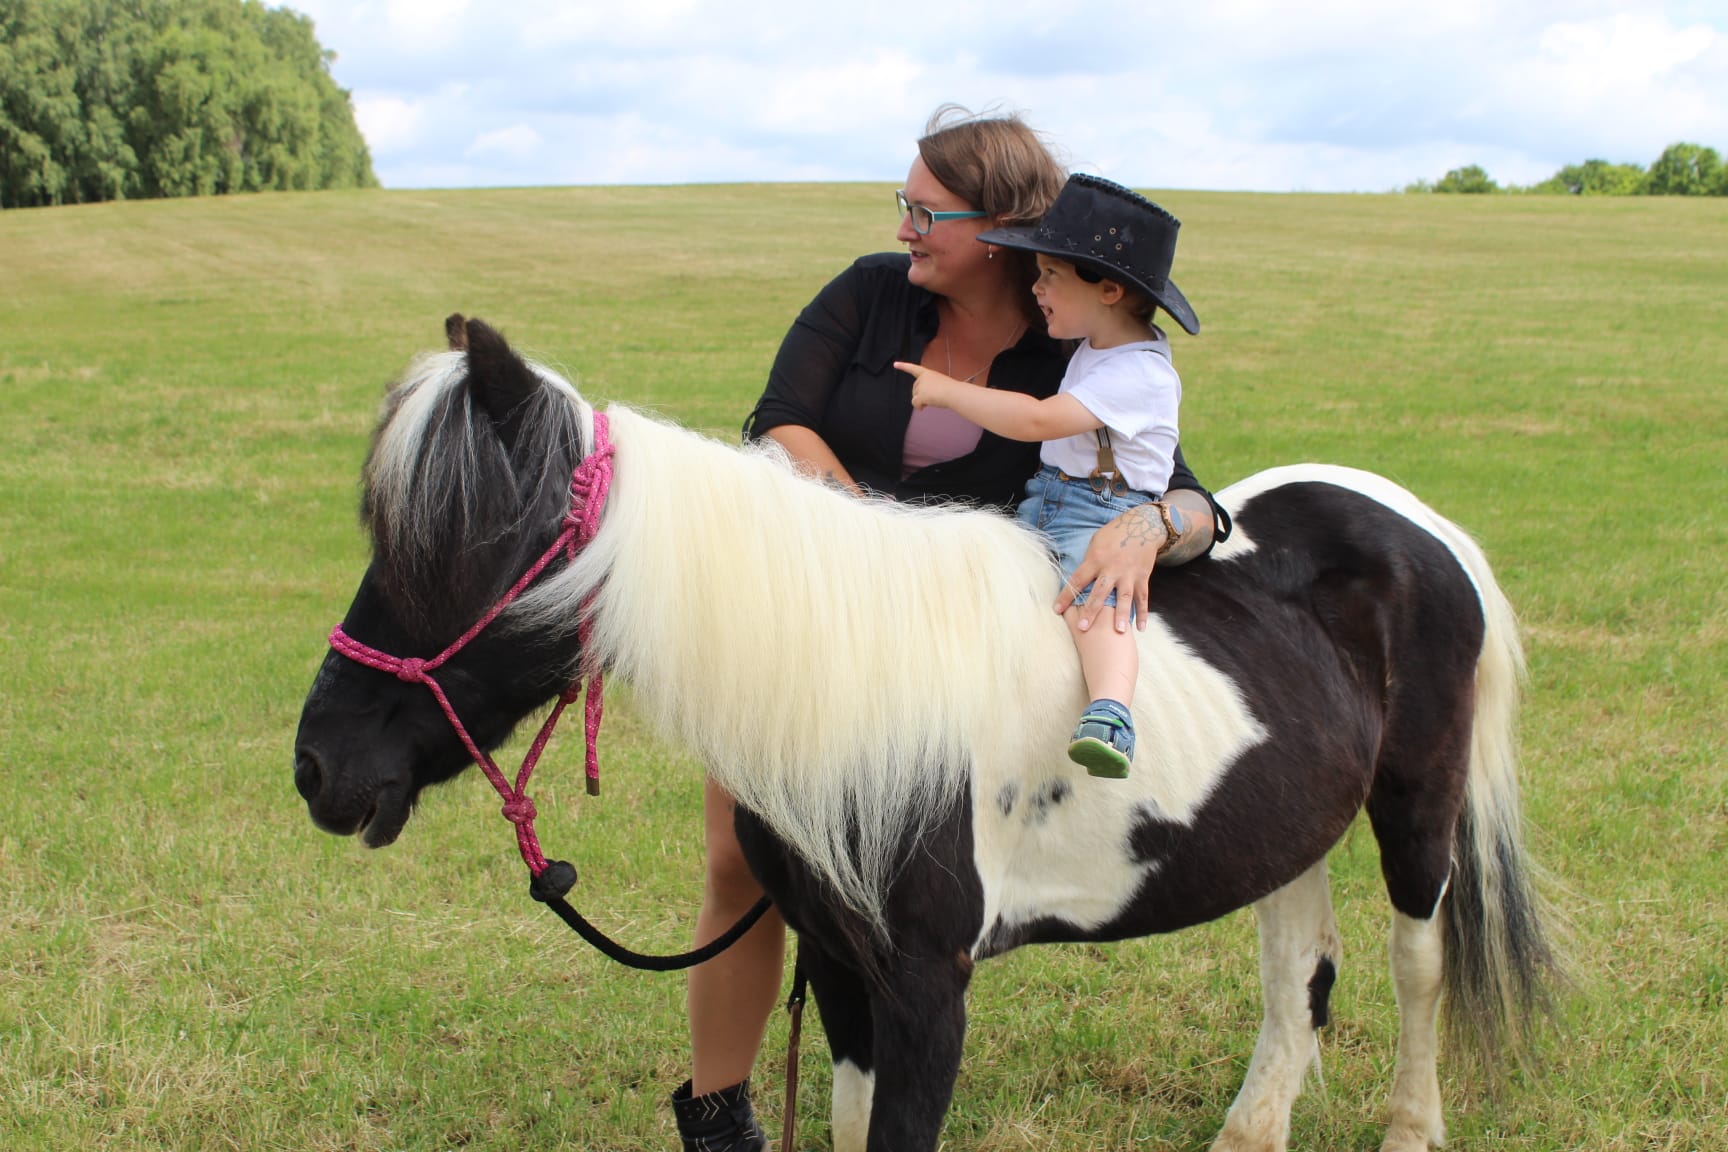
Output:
[1, 0, 376, 209]
[1409, 142, 1728, 196]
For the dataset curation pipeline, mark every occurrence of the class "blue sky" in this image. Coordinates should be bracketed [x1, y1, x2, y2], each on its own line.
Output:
[285, 0, 1728, 193]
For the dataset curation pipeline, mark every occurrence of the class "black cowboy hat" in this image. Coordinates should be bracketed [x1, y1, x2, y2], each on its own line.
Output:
[979, 173, 1199, 335]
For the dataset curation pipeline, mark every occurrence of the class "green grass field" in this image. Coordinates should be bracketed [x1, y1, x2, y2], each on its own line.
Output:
[2, 184, 1724, 1151]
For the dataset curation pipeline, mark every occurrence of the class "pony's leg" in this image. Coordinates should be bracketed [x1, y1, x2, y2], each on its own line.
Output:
[1364, 688, 1468, 1152]
[863, 952, 972, 1152]
[799, 946, 874, 1152]
[1381, 904, 1447, 1152]
[1211, 860, 1340, 1152]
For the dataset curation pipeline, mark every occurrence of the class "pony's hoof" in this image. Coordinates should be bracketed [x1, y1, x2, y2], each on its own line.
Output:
[1209, 1129, 1283, 1152]
[1379, 1117, 1445, 1152]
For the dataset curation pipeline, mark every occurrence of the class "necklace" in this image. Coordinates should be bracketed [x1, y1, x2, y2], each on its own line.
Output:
[944, 320, 1026, 384]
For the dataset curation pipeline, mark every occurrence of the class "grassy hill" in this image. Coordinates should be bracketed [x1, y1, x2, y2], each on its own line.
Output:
[1, 185, 1724, 1149]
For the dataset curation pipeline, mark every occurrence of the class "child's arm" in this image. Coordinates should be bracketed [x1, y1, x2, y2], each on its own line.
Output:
[896, 361, 1100, 442]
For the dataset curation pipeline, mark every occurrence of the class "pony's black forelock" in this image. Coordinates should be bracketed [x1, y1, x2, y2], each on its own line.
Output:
[359, 356, 584, 644]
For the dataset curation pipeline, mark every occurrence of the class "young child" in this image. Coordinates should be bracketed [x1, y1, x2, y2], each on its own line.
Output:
[896, 173, 1200, 779]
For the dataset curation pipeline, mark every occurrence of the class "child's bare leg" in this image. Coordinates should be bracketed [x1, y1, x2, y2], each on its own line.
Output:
[1067, 606, 1137, 707]
[1065, 604, 1138, 778]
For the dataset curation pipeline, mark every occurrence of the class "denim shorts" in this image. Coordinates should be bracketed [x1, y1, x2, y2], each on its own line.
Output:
[1016, 465, 1159, 607]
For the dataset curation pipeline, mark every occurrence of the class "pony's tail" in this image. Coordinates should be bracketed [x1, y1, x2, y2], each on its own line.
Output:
[1435, 520, 1561, 1072]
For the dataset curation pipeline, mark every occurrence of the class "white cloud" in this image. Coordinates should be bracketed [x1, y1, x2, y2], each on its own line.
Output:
[280, 0, 1728, 192]
[752, 52, 925, 137]
[381, 0, 474, 52]
[465, 123, 543, 160]
[1538, 10, 1715, 78]
[1485, 11, 1728, 161]
[352, 95, 424, 155]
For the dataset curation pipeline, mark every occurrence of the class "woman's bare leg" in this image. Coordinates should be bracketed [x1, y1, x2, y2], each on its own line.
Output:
[689, 775, 787, 1094]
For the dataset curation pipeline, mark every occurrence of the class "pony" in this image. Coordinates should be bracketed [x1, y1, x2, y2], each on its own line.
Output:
[294, 316, 1555, 1152]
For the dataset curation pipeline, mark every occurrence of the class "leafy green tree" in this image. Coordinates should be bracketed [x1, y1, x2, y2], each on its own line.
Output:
[1432, 164, 1498, 194]
[1, 0, 375, 208]
[1529, 158, 1647, 196]
[1642, 142, 1722, 196]
[7, 0, 109, 204]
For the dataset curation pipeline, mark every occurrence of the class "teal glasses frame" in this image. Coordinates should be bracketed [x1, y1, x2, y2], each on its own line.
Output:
[896, 189, 985, 235]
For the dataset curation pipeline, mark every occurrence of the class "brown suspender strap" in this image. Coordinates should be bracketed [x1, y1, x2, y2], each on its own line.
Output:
[1090, 429, 1178, 553]
[1088, 429, 1131, 497]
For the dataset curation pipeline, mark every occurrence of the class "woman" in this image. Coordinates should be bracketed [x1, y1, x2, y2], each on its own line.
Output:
[670, 106, 1225, 1150]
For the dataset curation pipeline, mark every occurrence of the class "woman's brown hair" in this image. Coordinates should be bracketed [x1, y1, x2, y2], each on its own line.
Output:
[917, 104, 1066, 225]
[918, 105, 1067, 324]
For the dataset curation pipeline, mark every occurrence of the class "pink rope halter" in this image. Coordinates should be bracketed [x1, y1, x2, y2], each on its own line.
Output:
[328, 411, 614, 883]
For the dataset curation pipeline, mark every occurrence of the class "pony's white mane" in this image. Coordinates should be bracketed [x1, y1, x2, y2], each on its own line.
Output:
[513, 400, 1063, 930]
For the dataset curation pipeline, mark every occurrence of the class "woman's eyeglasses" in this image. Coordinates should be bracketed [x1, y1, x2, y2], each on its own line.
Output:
[896, 189, 985, 235]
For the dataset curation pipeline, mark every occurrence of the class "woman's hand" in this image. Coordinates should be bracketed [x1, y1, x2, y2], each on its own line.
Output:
[1056, 488, 1216, 632]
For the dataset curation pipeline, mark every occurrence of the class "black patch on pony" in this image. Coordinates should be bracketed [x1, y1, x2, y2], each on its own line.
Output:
[1308, 955, 1337, 1030]
[737, 789, 984, 997]
[1021, 779, 1071, 826]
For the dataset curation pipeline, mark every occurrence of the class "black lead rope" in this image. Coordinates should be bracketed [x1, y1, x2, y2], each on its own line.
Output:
[528, 862, 800, 1140]
[526, 860, 802, 1143]
[528, 859, 774, 971]
[782, 951, 808, 1152]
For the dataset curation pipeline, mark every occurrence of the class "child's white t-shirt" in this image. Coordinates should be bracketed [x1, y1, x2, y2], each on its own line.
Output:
[1040, 332, 1181, 495]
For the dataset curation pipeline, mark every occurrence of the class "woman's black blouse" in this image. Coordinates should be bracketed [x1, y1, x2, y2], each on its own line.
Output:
[744, 252, 1208, 513]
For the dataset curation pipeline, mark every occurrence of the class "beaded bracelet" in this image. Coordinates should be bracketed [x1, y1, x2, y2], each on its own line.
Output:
[1151, 499, 1181, 555]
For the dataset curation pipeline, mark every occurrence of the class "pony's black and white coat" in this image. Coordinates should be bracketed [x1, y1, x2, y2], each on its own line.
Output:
[295, 319, 1554, 1152]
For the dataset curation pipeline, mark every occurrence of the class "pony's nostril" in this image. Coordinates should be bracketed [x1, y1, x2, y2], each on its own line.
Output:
[294, 747, 325, 803]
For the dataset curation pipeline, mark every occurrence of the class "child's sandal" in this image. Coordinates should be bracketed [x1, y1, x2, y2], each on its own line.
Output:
[1067, 703, 1135, 779]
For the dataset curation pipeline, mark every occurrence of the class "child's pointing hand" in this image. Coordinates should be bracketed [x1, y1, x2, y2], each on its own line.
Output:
[895, 360, 955, 410]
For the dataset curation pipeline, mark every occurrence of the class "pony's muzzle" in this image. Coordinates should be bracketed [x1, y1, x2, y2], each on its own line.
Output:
[294, 746, 325, 806]
[292, 743, 367, 836]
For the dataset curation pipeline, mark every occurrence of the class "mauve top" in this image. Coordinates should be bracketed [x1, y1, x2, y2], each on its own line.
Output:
[901, 405, 984, 477]
[744, 253, 1211, 515]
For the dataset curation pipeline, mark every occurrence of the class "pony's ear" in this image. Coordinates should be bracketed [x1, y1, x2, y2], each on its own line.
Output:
[460, 316, 540, 423]
[445, 313, 468, 350]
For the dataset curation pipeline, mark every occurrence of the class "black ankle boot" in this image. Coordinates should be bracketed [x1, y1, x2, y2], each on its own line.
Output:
[670, 1078, 769, 1151]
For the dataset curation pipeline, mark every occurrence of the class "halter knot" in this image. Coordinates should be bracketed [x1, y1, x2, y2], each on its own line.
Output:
[395, 657, 428, 683]
[560, 507, 587, 552]
[501, 796, 537, 825]
[563, 419, 615, 550]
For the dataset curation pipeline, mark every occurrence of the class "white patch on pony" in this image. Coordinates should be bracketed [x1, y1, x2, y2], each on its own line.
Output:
[1214, 861, 1339, 1152]
[967, 614, 1267, 942]
[830, 1060, 873, 1152]
[1384, 911, 1447, 1150]
[366, 351, 469, 546]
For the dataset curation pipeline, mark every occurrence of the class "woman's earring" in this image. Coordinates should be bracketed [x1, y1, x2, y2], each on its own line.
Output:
[988, 248, 996, 261]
